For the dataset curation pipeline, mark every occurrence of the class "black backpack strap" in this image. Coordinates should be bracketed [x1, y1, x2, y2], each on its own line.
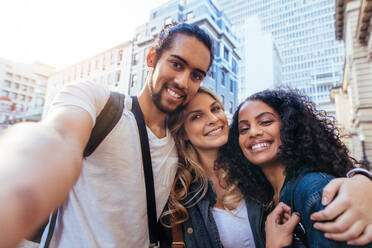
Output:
[290, 170, 310, 248]
[43, 211, 58, 248]
[84, 91, 125, 157]
[131, 96, 159, 247]
[43, 91, 125, 248]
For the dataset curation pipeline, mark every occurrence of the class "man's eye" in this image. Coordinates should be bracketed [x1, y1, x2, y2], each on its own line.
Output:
[171, 61, 182, 69]
[191, 72, 203, 81]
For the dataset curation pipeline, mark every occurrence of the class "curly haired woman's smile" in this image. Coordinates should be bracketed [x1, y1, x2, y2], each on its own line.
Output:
[238, 100, 282, 167]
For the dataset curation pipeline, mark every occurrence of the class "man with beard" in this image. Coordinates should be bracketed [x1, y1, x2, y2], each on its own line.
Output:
[0, 23, 213, 248]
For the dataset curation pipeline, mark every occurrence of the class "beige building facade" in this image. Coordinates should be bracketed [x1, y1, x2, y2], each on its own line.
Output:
[0, 58, 54, 132]
[333, 0, 372, 167]
[44, 42, 132, 116]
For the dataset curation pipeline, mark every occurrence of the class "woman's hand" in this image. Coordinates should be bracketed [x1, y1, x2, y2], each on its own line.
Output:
[265, 202, 300, 248]
[310, 175, 372, 245]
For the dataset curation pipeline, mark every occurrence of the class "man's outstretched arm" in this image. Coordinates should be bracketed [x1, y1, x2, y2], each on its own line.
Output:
[0, 106, 93, 248]
[310, 175, 372, 245]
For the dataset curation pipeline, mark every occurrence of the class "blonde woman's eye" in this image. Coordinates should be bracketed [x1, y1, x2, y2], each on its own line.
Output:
[212, 106, 221, 112]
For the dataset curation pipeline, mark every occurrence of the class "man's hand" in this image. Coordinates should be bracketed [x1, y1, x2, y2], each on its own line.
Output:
[265, 202, 300, 248]
[310, 175, 372, 245]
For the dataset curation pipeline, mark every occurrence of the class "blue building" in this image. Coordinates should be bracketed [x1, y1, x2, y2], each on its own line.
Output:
[130, 0, 240, 118]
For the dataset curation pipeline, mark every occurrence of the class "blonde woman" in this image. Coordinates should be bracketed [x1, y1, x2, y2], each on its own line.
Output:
[160, 87, 267, 248]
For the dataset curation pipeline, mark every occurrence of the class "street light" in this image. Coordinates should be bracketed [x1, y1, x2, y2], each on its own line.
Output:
[358, 133, 371, 170]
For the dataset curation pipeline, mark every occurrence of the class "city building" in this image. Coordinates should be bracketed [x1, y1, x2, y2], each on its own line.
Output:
[233, 16, 282, 101]
[0, 58, 54, 132]
[217, 0, 345, 114]
[44, 42, 132, 115]
[131, 0, 240, 118]
[332, 0, 372, 167]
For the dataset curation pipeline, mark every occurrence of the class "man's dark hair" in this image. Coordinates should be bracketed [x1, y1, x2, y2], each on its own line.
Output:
[154, 23, 214, 70]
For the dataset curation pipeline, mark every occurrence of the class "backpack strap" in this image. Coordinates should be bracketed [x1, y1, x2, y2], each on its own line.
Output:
[83, 91, 125, 157]
[290, 170, 311, 248]
[131, 96, 159, 247]
[43, 91, 125, 248]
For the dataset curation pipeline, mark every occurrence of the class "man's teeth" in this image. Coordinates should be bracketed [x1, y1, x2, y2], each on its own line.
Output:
[208, 127, 222, 135]
[168, 88, 181, 98]
[251, 143, 269, 150]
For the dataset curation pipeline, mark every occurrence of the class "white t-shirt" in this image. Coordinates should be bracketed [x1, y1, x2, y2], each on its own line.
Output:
[212, 200, 256, 248]
[40, 81, 178, 248]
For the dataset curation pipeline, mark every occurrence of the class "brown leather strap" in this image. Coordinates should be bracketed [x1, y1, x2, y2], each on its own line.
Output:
[171, 221, 185, 248]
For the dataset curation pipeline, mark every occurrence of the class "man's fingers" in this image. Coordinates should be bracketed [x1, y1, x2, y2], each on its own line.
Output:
[320, 178, 345, 206]
[324, 221, 364, 241]
[347, 225, 372, 246]
[313, 208, 353, 233]
[311, 195, 349, 222]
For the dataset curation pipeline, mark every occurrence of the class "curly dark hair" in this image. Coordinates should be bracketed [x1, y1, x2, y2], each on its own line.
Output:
[215, 88, 356, 204]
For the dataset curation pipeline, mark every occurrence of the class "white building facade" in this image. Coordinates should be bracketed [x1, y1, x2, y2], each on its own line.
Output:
[0, 58, 54, 131]
[233, 16, 282, 101]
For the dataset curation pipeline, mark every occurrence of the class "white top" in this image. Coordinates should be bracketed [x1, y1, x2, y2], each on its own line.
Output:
[212, 200, 256, 248]
[40, 81, 178, 248]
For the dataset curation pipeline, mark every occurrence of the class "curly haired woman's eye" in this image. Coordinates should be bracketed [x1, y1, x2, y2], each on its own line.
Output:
[260, 119, 273, 126]
[239, 127, 249, 134]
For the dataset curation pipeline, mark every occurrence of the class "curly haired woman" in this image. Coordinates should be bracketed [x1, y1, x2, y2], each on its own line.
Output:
[217, 89, 372, 247]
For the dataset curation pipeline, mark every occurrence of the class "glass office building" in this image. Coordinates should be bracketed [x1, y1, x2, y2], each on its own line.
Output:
[217, 0, 344, 113]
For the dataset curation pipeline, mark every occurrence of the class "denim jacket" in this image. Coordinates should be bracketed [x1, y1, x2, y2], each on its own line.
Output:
[160, 180, 265, 248]
[279, 170, 372, 248]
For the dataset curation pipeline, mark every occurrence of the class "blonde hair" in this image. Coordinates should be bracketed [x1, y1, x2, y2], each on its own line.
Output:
[161, 86, 243, 226]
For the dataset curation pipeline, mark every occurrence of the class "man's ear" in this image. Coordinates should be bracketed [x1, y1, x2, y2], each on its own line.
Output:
[146, 47, 156, 67]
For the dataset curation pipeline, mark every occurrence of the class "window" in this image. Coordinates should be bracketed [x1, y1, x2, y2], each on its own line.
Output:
[221, 72, 225, 86]
[232, 59, 237, 74]
[186, 12, 193, 20]
[132, 53, 139, 66]
[116, 71, 121, 82]
[165, 17, 172, 26]
[229, 101, 233, 114]
[118, 50, 123, 65]
[221, 95, 225, 105]
[224, 46, 229, 61]
[131, 74, 137, 87]
[14, 83, 19, 89]
[10, 93, 17, 100]
[1, 90, 8, 97]
[3, 80, 11, 88]
[230, 79, 234, 92]
[151, 11, 157, 20]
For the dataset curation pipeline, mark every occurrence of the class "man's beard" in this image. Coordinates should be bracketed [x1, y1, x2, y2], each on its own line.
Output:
[149, 81, 185, 114]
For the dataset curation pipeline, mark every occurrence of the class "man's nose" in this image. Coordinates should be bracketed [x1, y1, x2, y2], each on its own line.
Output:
[174, 71, 189, 89]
